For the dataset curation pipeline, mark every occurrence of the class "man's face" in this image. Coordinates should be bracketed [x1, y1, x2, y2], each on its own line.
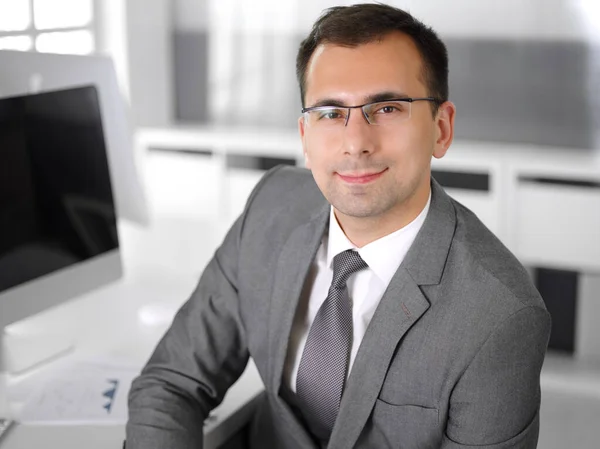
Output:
[299, 32, 454, 224]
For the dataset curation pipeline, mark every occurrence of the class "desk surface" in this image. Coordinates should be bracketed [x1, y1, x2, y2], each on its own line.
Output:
[0, 218, 264, 449]
[0, 360, 264, 449]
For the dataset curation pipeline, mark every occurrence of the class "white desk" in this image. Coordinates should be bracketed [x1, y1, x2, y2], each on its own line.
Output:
[0, 359, 263, 449]
[0, 218, 265, 449]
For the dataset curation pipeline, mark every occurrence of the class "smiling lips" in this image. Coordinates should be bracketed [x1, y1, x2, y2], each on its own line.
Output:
[336, 168, 387, 184]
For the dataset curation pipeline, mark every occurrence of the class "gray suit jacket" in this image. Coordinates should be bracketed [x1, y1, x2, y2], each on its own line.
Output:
[127, 166, 551, 449]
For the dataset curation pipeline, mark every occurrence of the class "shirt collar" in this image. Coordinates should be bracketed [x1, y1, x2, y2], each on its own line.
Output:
[326, 191, 432, 286]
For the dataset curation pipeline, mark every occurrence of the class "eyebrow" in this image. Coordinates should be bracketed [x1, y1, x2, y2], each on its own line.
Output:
[308, 91, 410, 108]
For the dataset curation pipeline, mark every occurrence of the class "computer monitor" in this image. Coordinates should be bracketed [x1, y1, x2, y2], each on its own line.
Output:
[0, 85, 123, 374]
[0, 50, 148, 225]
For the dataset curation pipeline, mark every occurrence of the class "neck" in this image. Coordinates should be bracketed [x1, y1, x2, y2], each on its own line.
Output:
[334, 183, 430, 248]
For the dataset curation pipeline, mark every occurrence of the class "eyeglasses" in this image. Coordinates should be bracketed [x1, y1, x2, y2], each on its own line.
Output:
[301, 97, 440, 138]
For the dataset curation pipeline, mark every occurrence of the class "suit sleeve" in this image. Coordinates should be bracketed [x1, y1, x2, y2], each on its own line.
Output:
[125, 166, 282, 449]
[441, 305, 551, 449]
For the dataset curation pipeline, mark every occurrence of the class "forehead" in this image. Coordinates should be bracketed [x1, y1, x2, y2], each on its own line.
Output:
[304, 32, 426, 103]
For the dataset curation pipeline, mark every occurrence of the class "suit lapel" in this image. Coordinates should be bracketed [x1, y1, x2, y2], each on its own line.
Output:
[329, 268, 430, 448]
[267, 204, 329, 393]
[329, 178, 457, 449]
[265, 204, 329, 449]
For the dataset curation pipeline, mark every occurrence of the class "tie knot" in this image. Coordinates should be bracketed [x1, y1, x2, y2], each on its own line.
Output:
[331, 250, 368, 289]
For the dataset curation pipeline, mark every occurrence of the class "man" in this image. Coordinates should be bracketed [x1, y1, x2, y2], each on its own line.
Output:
[127, 4, 550, 449]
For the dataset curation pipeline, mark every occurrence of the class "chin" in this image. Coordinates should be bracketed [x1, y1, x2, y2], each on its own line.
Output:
[332, 199, 391, 219]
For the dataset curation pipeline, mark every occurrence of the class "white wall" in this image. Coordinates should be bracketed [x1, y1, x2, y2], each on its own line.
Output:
[126, 0, 173, 127]
[97, 0, 174, 128]
[196, 0, 600, 42]
[174, 0, 209, 31]
[399, 0, 600, 42]
[95, 0, 129, 100]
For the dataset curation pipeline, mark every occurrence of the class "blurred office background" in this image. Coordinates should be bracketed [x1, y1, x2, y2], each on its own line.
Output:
[4, 0, 597, 146]
[1, 1, 599, 448]
[3, 0, 597, 145]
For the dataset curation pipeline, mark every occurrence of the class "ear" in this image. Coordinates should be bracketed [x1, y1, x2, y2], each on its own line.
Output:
[432, 101, 456, 159]
[298, 116, 311, 169]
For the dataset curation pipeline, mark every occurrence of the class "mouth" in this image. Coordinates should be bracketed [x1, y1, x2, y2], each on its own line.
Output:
[336, 168, 388, 185]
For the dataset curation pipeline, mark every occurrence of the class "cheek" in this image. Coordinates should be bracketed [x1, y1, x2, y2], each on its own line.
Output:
[382, 133, 433, 182]
[388, 122, 434, 159]
[305, 144, 329, 172]
[381, 133, 412, 164]
[305, 150, 332, 188]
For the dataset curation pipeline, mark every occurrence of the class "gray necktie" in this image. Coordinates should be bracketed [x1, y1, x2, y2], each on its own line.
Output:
[296, 249, 368, 441]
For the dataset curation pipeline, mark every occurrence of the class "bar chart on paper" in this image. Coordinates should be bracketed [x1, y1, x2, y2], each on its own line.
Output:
[18, 358, 139, 425]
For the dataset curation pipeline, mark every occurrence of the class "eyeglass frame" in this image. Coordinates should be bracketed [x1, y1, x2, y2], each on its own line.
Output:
[300, 97, 442, 127]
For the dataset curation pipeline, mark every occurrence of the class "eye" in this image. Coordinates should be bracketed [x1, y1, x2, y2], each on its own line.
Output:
[325, 111, 342, 119]
[316, 109, 345, 121]
[374, 103, 403, 114]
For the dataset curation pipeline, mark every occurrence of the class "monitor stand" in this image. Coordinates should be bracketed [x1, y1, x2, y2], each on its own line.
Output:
[0, 327, 74, 375]
[0, 250, 123, 376]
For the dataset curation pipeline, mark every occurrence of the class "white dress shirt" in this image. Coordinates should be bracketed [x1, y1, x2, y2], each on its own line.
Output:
[284, 192, 432, 392]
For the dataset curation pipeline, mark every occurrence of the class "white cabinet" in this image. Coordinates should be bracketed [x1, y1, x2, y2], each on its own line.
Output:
[514, 179, 600, 272]
[432, 151, 506, 244]
[144, 149, 222, 220]
[136, 129, 600, 274]
[137, 126, 303, 222]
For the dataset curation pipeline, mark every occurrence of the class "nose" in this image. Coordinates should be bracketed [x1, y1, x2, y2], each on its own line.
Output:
[341, 107, 375, 157]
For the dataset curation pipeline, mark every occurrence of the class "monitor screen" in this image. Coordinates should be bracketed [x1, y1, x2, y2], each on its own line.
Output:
[0, 50, 148, 226]
[0, 85, 119, 293]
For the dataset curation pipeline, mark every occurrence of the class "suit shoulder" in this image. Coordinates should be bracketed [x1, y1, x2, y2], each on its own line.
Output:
[449, 198, 546, 311]
[237, 165, 326, 237]
[247, 165, 325, 212]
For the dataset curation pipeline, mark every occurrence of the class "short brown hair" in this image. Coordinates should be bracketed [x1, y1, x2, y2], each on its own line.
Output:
[296, 3, 449, 113]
